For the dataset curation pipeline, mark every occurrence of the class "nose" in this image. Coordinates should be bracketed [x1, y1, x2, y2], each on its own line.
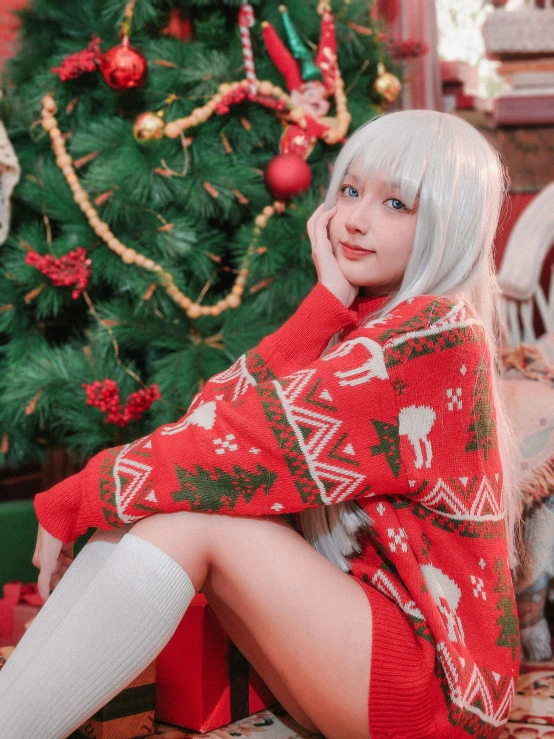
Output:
[345, 201, 370, 235]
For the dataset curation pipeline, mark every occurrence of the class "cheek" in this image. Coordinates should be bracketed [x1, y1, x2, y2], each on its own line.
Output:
[396, 221, 417, 264]
[328, 217, 341, 244]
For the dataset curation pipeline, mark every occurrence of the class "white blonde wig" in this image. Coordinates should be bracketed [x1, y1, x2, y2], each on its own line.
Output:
[300, 110, 521, 572]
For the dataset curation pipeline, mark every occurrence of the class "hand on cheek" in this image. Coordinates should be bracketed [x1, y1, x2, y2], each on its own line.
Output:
[307, 203, 358, 308]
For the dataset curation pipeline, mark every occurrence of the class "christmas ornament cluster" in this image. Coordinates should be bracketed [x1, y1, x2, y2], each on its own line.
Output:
[83, 379, 161, 427]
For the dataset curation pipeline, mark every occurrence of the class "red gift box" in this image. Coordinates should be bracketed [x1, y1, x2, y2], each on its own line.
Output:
[0, 581, 44, 646]
[155, 593, 276, 733]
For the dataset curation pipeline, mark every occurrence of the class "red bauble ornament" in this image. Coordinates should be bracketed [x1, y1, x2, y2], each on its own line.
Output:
[100, 38, 147, 91]
[264, 154, 312, 201]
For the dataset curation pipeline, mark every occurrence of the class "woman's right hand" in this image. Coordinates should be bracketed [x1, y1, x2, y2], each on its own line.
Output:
[307, 204, 358, 308]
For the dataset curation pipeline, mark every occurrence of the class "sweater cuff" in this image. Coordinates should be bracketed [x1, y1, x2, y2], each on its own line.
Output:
[268, 283, 357, 365]
[34, 470, 91, 544]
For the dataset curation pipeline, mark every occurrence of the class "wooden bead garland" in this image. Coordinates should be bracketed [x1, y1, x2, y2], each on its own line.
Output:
[163, 76, 350, 144]
[40, 94, 279, 319]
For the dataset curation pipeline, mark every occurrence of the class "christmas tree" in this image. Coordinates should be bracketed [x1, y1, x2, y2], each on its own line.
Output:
[0, 0, 399, 471]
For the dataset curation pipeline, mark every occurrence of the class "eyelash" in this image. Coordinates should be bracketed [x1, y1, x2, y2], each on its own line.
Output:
[339, 185, 409, 212]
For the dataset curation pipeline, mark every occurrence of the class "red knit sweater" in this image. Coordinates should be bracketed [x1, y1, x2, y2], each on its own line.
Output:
[35, 284, 520, 738]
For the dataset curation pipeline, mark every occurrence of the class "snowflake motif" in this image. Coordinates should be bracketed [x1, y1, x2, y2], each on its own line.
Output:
[376, 502, 386, 516]
[479, 558, 486, 570]
[213, 434, 238, 454]
[387, 527, 408, 553]
[215, 394, 224, 400]
[470, 574, 487, 600]
[271, 502, 284, 512]
[249, 447, 261, 454]
[446, 387, 462, 411]
[460, 364, 467, 376]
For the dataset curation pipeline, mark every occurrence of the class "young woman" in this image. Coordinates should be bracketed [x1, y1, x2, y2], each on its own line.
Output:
[0, 110, 521, 739]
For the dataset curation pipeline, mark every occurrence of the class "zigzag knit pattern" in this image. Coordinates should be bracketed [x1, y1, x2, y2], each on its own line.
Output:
[35, 283, 520, 738]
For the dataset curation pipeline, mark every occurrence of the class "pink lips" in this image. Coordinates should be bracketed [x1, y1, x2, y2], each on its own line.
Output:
[341, 242, 374, 259]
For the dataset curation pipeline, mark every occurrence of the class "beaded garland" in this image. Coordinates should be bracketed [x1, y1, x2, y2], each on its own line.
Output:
[40, 93, 279, 319]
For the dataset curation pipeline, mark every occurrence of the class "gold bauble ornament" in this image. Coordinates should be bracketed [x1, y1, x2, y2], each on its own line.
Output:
[133, 112, 166, 143]
[373, 62, 402, 104]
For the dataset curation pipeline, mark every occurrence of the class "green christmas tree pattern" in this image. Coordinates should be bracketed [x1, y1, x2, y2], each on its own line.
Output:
[465, 358, 497, 460]
[171, 463, 277, 512]
[493, 557, 519, 660]
[370, 419, 401, 477]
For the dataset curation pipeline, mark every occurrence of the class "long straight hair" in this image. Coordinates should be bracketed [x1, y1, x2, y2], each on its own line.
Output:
[300, 110, 522, 571]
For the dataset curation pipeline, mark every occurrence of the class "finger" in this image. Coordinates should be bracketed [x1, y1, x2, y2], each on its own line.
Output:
[319, 204, 337, 219]
[307, 203, 324, 231]
[37, 569, 52, 602]
[32, 528, 42, 569]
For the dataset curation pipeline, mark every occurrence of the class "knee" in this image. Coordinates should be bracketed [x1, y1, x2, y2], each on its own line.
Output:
[129, 511, 215, 588]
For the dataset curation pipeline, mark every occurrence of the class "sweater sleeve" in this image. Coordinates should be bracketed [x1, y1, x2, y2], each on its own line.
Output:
[34, 317, 402, 544]
[191, 283, 358, 407]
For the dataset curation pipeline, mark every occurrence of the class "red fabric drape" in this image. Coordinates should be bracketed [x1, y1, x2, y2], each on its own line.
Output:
[0, 0, 27, 73]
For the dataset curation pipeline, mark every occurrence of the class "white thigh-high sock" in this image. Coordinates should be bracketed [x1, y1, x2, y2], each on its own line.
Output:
[0, 532, 196, 739]
[0, 527, 128, 677]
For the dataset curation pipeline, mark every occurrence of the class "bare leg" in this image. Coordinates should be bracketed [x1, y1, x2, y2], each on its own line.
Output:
[130, 512, 372, 739]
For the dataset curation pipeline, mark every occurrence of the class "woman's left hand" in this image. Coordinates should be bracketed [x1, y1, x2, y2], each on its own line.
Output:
[33, 524, 74, 602]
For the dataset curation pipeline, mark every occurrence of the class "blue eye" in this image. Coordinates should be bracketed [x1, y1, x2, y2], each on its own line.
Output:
[340, 185, 359, 197]
[387, 198, 408, 211]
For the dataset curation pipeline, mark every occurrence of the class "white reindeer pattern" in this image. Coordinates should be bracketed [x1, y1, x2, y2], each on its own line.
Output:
[161, 399, 217, 436]
[398, 405, 436, 469]
[421, 564, 466, 645]
[322, 336, 388, 386]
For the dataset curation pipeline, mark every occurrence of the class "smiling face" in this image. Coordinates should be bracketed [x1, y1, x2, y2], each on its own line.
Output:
[327, 162, 419, 296]
[290, 81, 330, 119]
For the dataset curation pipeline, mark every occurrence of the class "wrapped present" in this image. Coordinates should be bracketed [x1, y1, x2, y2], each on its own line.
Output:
[0, 580, 43, 646]
[77, 660, 156, 739]
[155, 594, 276, 733]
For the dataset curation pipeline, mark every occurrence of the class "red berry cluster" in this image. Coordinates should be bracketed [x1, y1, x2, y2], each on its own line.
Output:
[25, 247, 92, 300]
[83, 379, 161, 427]
[51, 36, 103, 82]
[388, 37, 429, 60]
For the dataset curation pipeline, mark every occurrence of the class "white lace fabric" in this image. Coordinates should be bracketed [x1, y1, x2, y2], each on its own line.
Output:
[0, 119, 21, 245]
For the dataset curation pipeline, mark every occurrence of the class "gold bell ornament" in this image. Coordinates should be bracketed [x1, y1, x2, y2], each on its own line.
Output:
[133, 111, 166, 143]
[373, 62, 401, 104]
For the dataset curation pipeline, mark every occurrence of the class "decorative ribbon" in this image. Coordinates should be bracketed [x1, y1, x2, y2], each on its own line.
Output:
[229, 642, 251, 722]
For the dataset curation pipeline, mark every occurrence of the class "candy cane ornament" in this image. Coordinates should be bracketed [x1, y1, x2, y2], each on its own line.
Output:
[238, 2, 257, 96]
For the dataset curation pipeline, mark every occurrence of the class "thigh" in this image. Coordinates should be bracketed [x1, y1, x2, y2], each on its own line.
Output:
[203, 514, 372, 739]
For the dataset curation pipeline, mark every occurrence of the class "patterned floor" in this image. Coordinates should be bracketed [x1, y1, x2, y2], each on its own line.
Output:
[151, 705, 322, 738]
